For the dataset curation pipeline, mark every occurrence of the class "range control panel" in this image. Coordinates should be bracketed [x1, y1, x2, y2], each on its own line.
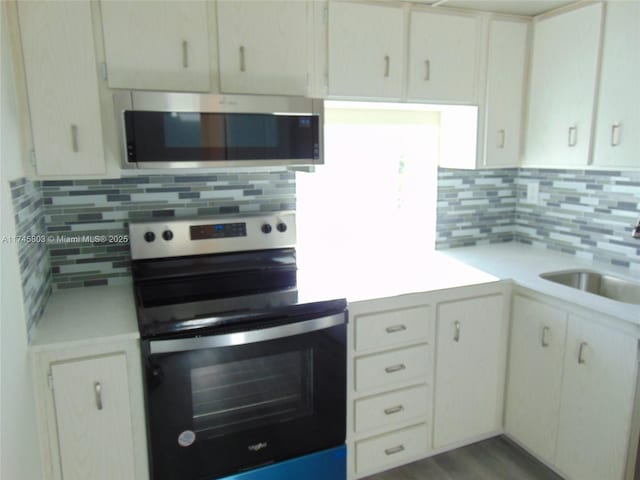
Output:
[129, 212, 296, 260]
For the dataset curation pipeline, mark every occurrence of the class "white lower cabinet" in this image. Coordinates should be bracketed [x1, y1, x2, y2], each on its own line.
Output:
[32, 341, 148, 480]
[506, 293, 639, 480]
[355, 423, 429, 474]
[433, 294, 508, 448]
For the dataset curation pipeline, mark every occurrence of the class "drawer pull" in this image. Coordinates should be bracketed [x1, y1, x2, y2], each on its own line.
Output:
[240, 46, 246, 72]
[541, 326, 550, 347]
[384, 405, 404, 415]
[384, 55, 390, 78]
[385, 324, 407, 334]
[94, 382, 103, 411]
[385, 445, 405, 456]
[578, 342, 588, 364]
[611, 123, 621, 147]
[454, 321, 461, 342]
[497, 129, 506, 149]
[568, 125, 578, 147]
[385, 364, 406, 374]
[182, 40, 189, 68]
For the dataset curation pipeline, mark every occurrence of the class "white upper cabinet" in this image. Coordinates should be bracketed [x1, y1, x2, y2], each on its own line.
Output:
[407, 10, 480, 104]
[592, 1, 640, 169]
[100, 1, 211, 92]
[483, 18, 528, 168]
[18, 1, 105, 176]
[217, 1, 310, 95]
[328, 1, 405, 100]
[523, 3, 603, 167]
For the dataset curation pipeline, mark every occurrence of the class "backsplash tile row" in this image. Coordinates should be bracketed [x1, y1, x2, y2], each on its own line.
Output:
[436, 168, 518, 248]
[9, 177, 51, 335]
[515, 169, 640, 272]
[42, 171, 295, 289]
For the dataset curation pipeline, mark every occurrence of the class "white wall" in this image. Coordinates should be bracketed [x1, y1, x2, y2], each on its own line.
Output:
[0, 4, 43, 479]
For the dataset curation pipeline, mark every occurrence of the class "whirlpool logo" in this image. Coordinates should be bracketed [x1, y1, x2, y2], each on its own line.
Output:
[248, 442, 268, 452]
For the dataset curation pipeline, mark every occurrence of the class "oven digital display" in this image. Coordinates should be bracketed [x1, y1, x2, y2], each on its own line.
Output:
[190, 223, 247, 240]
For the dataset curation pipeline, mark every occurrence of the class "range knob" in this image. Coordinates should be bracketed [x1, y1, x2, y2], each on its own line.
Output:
[144, 231, 156, 243]
[277, 222, 287, 233]
[261, 224, 273, 234]
[162, 230, 174, 241]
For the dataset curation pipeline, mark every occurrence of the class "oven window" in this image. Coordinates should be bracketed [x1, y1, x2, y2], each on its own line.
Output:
[190, 350, 313, 439]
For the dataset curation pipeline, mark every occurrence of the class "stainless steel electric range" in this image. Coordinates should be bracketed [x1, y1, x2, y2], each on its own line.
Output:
[129, 212, 347, 480]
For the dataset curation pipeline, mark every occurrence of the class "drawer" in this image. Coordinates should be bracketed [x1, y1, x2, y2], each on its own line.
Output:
[355, 423, 429, 474]
[355, 344, 430, 392]
[355, 384, 429, 434]
[355, 305, 430, 352]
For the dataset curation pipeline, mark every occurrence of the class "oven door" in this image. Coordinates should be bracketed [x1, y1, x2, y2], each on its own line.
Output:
[142, 312, 347, 480]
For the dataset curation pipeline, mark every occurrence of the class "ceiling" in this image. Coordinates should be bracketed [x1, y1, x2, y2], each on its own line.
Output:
[422, 0, 578, 16]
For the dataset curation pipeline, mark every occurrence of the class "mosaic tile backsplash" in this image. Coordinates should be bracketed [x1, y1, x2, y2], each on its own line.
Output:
[437, 168, 640, 272]
[41, 171, 295, 289]
[9, 178, 51, 334]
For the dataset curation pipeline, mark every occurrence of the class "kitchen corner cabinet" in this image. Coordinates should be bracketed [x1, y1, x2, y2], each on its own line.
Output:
[506, 294, 639, 480]
[328, 1, 405, 100]
[523, 2, 603, 167]
[433, 293, 507, 448]
[482, 18, 528, 168]
[407, 10, 480, 104]
[32, 341, 148, 480]
[17, 1, 105, 176]
[100, 1, 211, 92]
[217, 1, 310, 96]
[592, 1, 640, 169]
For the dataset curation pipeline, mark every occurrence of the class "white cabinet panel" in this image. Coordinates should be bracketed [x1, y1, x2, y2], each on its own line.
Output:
[328, 1, 405, 99]
[483, 18, 528, 167]
[355, 423, 429, 474]
[18, 1, 105, 176]
[51, 354, 136, 480]
[354, 385, 429, 434]
[592, 1, 640, 168]
[407, 10, 480, 103]
[433, 294, 507, 448]
[217, 0, 309, 95]
[354, 305, 430, 352]
[101, 1, 211, 92]
[355, 344, 430, 393]
[505, 295, 567, 464]
[555, 315, 638, 480]
[524, 3, 603, 167]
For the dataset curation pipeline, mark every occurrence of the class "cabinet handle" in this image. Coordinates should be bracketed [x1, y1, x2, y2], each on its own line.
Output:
[611, 123, 621, 147]
[578, 342, 588, 364]
[568, 125, 577, 147]
[454, 321, 461, 342]
[497, 129, 505, 149]
[182, 40, 189, 68]
[541, 326, 550, 347]
[385, 364, 406, 374]
[384, 55, 390, 78]
[94, 382, 103, 411]
[384, 405, 404, 415]
[71, 124, 79, 153]
[240, 46, 246, 72]
[385, 445, 405, 456]
[424, 59, 430, 81]
[385, 324, 407, 334]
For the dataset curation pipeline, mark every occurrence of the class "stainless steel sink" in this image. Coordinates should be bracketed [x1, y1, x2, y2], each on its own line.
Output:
[540, 270, 640, 305]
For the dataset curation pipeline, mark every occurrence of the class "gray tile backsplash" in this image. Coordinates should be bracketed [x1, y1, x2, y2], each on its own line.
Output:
[9, 177, 51, 334]
[437, 168, 640, 272]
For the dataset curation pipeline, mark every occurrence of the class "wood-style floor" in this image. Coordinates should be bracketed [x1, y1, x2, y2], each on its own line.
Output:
[363, 436, 563, 480]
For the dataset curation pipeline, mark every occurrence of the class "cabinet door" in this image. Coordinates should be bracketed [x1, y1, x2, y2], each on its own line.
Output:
[100, 1, 210, 92]
[592, 1, 640, 168]
[51, 353, 136, 480]
[328, 1, 404, 100]
[555, 315, 638, 480]
[217, 1, 309, 95]
[505, 295, 567, 464]
[524, 3, 603, 167]
[433, 294, 507, 448]
[407, 10, 480, 103]
[483, 19, 528, 168]
[18, 1, 105, 176]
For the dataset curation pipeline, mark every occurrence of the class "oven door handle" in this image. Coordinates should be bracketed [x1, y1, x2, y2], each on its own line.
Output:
[148, 312, 347, 354]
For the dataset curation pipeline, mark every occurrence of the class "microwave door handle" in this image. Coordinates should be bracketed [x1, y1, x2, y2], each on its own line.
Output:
[148, 312, 346, 355]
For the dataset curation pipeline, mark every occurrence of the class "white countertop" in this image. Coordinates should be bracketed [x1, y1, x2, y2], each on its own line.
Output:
[29, 243, 640, 350]
[30, 284, 139, 351]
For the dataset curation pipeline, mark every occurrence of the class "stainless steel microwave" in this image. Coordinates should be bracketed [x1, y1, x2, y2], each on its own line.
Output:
[114, 91, 323, 169]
